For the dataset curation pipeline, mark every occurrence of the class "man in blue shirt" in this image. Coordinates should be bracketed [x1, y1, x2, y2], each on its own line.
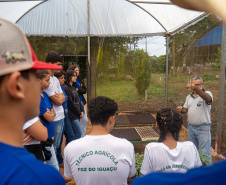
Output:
[0, 18, 65, 185]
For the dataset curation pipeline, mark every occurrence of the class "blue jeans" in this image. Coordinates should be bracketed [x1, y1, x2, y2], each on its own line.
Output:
[57, 112, 76, 164]
[71, 119, 82, 139]
[81, 102, 88, 137]
[188, 124, 212, 165]
[45, 145, 59, 171]
[53, 118, 64, 154]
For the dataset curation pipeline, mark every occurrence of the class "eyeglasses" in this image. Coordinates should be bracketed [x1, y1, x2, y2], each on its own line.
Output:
[194, 84, 202, 86]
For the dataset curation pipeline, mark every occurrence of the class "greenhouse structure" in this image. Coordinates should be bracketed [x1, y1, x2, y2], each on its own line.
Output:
[0, 0, 225, 153]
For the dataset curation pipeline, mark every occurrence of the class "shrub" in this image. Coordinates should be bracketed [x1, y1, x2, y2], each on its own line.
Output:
[133, 49, 151, 95]
[135, 153, 144, 176]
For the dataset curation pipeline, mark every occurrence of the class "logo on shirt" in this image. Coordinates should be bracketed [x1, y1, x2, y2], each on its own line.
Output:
[197, 101, 202, 107]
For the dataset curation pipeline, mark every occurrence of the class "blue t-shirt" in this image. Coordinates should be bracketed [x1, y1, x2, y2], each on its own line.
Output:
[76, 79, 83, 102]
[39, 92, 54, 138]
[61, 86, 68, 111]
[131, 160, 226, 185]
[0, 142, 65, 185]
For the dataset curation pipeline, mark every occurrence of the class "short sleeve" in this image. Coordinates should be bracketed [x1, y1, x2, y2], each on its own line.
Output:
[23, 117, 39, 130]
[53, 76, 63, 94]
[129, 152, 136, 177]
[39, 97, 47, 117]
[43, 83, 55, 97]
[64, 149, 73, 178]
[140, 146, 153, 175]
[205, 91, 213, 105]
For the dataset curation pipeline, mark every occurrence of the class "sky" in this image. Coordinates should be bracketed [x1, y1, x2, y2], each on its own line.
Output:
[137, 36, 166, 57]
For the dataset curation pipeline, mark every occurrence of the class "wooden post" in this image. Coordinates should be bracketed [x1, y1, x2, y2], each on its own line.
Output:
[165, 34, 170, 107]
[215, 24, 226, 153]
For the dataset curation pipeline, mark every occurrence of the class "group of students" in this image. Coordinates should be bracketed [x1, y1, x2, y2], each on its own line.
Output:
[23, 51, 88, 171]
[1, 17, 226, 185]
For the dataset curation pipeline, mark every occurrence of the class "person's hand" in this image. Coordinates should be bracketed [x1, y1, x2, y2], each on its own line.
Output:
[46, 108, 51, 114]
[54, 92, 60, 98]
[23, 131, 34, 144]
[186, 83, 192, 90]
[76, 88, 78, 91]
[80, 112, 84, 118]
[176, 106, 183, 112]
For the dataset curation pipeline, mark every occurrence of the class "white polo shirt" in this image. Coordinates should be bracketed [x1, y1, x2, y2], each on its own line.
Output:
[183, 91, 213, 125]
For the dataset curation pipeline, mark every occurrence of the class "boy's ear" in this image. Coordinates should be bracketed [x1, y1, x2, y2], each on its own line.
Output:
[109, 115, 115, 125]
[6, 72, 25, 100]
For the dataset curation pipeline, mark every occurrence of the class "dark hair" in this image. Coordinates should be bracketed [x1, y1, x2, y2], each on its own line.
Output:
[68, 64, 79, 71]
[54, 70, 65, 79]
[0, 70, 30, 85]
[156, 108, 182, 142]
[88, 96, 118, 126]
[36, 70, 50, 80]
[65, 70, 76, 85]
[45, 51, 62, 64]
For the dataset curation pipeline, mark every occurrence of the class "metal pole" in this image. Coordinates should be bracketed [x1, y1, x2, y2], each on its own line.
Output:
[87, 0, 91, 106]
[165, 34, 170, 107]
[88, 0, 90, 66]
[215, 24, 226, 153]
[172, 35, 175, 77]
[145, 36, 148, 101]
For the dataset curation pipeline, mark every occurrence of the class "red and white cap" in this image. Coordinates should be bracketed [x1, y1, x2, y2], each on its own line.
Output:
[0, 18, 62, 76]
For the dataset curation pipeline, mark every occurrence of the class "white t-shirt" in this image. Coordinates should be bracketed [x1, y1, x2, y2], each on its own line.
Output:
[43, 76, 64, 121]
[140, 141, 202, 175]
[23, 117, 40, 145]
[64, 134, 136, 185]
[183, 91, 213, 125]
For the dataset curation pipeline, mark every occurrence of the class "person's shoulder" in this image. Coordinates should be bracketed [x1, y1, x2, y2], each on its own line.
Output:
[24, 160, 65, 185]
[65, 137, 86, 150]
[0, 146, 65, 185]
[52, 75, 58, 81]
[205, 90, 213, 96]
[109, 135, 134, 149]
[180, 141, 194, 146]
[30, 161, 65, 185]
[145, 142, 162, 149]
[179, 141, 197, 151]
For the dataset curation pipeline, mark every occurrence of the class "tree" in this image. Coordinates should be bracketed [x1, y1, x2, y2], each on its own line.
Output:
[133, 49, 152, 95]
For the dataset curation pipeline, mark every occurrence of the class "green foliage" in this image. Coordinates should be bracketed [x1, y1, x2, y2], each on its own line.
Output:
[199, 151, 211, 166]
[215, 47, 221, 63]
[202, 74, 217, 82]
[96, 80, 141, 101]
[168, 15, 219, 73]
[212, 46, 221, 70]
[133, 49, 152, 95]
[135, 153, 144, 176]
[150, 55, 166, 73]
[28, 36, 87, 62]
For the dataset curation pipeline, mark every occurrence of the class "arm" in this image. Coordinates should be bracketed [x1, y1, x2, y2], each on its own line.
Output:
[194, 87, 212, 103]
[24, 119, 48, 142]
[49, 93, 65, 106]
[42, 108, 56, 122]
